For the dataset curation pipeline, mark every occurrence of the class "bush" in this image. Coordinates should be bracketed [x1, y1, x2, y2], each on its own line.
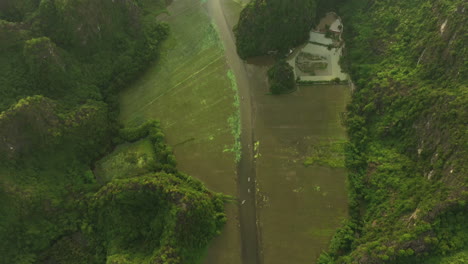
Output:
[267, 60, 296, 94]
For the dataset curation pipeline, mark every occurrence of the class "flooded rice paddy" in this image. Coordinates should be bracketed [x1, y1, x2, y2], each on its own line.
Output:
[253, 84, 350, 264]
[119, 0, 350, 263]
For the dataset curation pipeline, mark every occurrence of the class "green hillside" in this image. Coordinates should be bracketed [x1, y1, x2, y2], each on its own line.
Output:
[234, 0, 467, 263]
[0, 1, 226, 263]
[319, 0, 468, 263]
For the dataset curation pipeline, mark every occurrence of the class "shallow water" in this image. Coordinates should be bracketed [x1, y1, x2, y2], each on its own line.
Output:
[205, 0, 262, 263]
[253, 84, 350, 264]
[205, 1, 350, 263]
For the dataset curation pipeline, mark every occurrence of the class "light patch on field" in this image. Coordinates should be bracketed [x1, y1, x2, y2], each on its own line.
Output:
[223, 70, 241, 162]
[94, 139, 155, 184]
[303, 140, 347, 168]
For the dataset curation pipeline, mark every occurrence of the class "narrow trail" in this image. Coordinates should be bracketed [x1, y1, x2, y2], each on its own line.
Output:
[206, 1, 260, 264]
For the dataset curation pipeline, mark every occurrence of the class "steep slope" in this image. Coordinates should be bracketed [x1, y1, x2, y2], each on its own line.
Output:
[0, 0, 168, 111]
[0, 99, 226, 263]
[0, 96, 112, 262]
[319, 0, 467, 263]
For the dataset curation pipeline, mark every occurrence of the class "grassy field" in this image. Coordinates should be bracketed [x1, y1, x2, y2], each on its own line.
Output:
[119, 0, 241, 263]
[120, 0, 239, 192]
[119, 0, 241, 168]
[94, 139, 155, 184]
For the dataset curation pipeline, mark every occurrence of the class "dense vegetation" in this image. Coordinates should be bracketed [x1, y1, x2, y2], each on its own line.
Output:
[318, 0, 468, 263]
[236, 0, 467, 262]
[267, 60, 296, 94]
[0, 0, 226, 263]
[234, 0, 318, 59]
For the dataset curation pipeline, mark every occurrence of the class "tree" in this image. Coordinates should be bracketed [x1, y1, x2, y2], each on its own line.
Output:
[267, 60, 296, 94]
[234, 0, 318, 59]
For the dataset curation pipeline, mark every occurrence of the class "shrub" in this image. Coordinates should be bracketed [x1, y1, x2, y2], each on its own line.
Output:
[267, 60, 296, 94]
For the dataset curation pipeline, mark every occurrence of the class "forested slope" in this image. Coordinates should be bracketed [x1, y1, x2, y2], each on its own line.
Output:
[0, 1, 226, 263]
[320, 0, 468, 263]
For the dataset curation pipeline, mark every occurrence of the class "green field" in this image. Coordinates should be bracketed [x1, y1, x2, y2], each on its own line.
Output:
[94, 139, 155, 184]
[119, 0, 240, 172]
[119, 0, 242, 263]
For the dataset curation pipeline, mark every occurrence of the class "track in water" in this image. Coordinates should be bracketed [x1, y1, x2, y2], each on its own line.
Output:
[206, 0, 262, 263]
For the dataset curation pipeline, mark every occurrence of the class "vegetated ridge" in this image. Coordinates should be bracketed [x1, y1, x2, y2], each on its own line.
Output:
[0, 0, 226, 263]
[319, 0, 467, 263]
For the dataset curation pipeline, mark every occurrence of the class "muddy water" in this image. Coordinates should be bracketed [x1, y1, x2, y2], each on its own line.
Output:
[205, 0, 261, 264]
[254, 85, 350, 264]
[205, 1, 350, 264]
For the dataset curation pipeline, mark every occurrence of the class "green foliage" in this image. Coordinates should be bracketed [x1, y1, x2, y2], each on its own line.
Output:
[94, 139, 156, 184]
[304, 140, 346, 168]
[23, 37, 71, 96]
[328, 220, 357, 255]
[0, 109, 225, 263]
[234, 0, 318, 59]
[0, 96, 112, 262]
[0, 1, 225, 263]
[267, 60, 296, 94]
[0, 0, 169, 113]
[426, 249, 468, 264]
[225, 70, 242, 162]
[119, 120, 178, 174]
[87, 174, 225, 263]
[319, 0, 468, 263]
[0, 0, 40, 22]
